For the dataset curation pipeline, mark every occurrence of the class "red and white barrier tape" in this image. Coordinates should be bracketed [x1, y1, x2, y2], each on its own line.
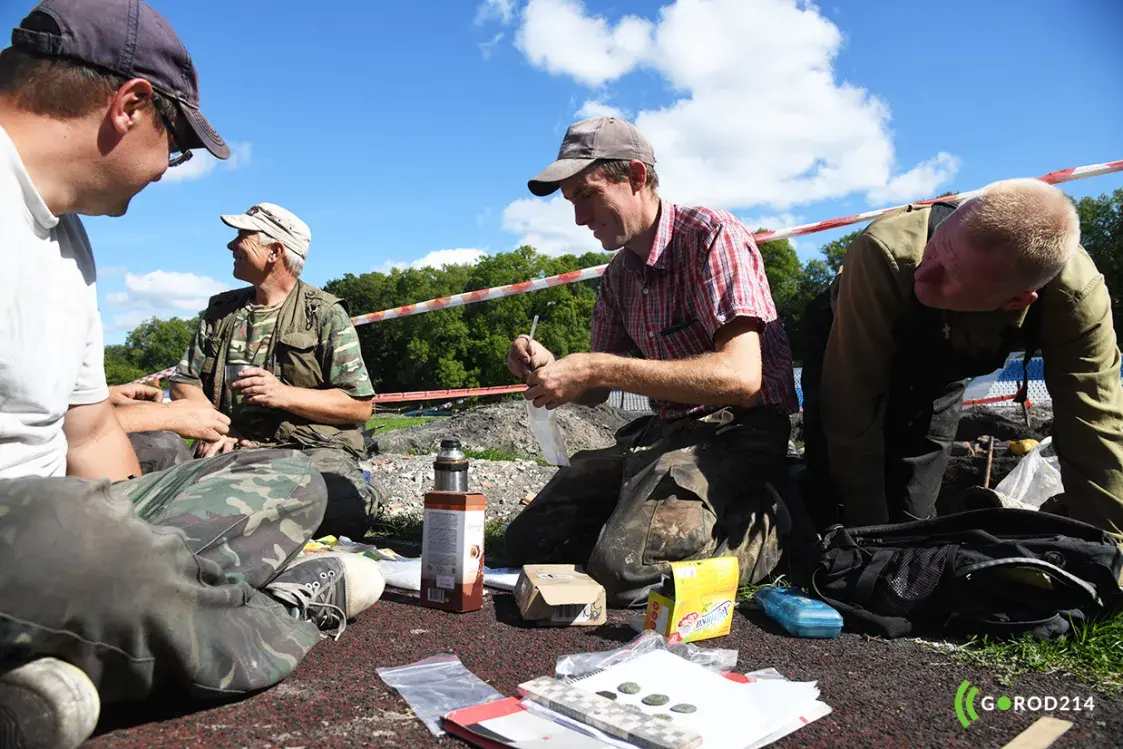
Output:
[372, 384, 527, 403]
[135, 366, 177, 385]
[134, 157, 1123, 386]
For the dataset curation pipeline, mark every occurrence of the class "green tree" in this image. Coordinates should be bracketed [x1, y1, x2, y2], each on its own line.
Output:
[104, 344, 146, 386]
[123, 315, 199, 373]
[818, 229, 862, 274]
[1076, 188, 1123, 338]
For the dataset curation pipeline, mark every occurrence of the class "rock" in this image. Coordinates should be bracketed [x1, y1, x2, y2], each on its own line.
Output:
[377, 401, 645, 460]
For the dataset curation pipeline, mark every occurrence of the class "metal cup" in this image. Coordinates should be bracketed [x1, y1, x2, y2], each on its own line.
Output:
[226, 363, 252, 403]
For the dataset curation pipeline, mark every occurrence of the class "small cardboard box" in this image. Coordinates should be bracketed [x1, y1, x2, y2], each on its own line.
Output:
[644, 557, 739, 643]
[514, 564, 607, 627]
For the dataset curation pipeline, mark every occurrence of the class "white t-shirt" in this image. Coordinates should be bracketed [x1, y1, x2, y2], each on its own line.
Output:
[0, 123, 108, 478]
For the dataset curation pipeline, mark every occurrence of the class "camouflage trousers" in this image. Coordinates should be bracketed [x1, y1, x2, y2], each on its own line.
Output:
[128, 432, 385, 540]
[505, 408, 793, 608]
[0, 449, 327, 703]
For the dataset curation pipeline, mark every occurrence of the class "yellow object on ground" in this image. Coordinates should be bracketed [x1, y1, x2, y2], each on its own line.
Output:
[1009, 439, 1040, 456]
[644, 557, 739, 643]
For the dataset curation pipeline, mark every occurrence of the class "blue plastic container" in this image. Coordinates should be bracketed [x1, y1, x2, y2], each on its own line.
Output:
[755, 586, 843, 639]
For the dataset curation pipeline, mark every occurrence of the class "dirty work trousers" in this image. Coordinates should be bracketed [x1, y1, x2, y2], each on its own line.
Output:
[129, 431, 384, 541]
[505, 408, 793, 608]
[0, 449, 326, 703]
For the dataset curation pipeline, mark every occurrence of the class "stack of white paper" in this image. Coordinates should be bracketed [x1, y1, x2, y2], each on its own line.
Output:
[559, 650, 830, 749]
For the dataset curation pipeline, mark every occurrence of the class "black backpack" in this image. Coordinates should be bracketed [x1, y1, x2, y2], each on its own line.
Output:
[811, 508, 1123, 640]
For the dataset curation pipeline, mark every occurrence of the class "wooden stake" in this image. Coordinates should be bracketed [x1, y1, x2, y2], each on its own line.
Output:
[983, 436, 996, 489]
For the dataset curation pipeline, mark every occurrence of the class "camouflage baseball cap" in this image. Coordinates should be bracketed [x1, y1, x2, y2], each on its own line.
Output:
[10, 0, 229, 159]
[221, 203, 311, 259]
[528, 116, 656, 197]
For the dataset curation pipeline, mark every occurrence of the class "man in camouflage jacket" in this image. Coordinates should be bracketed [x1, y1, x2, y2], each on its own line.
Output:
[147, 202, 386, 540]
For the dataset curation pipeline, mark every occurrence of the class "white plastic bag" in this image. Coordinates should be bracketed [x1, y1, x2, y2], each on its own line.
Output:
[526, 401, 570, 466]
[994, 436, 1062, 509]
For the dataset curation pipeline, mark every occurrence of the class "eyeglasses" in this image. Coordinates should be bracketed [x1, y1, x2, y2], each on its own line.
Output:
[156, 107, 194, 169]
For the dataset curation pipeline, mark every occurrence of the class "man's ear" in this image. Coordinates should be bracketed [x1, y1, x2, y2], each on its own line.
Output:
[107, 78, 156, 135]
[999, 290, 1038, 312]
[628, 160, 648, 193]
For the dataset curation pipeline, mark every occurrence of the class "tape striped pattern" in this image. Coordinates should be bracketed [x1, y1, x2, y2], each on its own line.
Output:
[133, 158, 1123, 387]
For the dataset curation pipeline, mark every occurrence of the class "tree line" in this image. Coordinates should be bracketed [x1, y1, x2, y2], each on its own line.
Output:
[106, 188, 1123, 391]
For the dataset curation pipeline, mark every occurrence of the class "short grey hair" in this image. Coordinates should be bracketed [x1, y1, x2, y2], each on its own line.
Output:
[256, 232, 304, 278]
[959, 178, 1080, 291]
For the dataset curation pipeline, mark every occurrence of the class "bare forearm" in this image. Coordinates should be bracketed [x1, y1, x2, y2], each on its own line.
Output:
[171, 381, 211, 403]
[280, 387, 371, 425]
[114, 402, 177, 434]
[586, 352, 760, 407]
[65, 405, 141, 480]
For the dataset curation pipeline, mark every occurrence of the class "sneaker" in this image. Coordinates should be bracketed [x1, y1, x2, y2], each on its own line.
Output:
[266, 552, 385, 639]
[0, 658, 100, 749]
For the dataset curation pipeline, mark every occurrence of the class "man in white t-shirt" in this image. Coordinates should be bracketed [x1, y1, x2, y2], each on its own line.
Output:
[0, 3, 383, 747]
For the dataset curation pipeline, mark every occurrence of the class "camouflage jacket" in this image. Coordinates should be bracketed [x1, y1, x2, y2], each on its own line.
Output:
[172, 281, 372, 458]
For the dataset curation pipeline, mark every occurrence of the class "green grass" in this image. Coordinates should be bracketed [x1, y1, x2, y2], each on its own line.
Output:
[365, 415, 437, 433]
[736, 576, 791, 602]
[928, 611, 1123, 696]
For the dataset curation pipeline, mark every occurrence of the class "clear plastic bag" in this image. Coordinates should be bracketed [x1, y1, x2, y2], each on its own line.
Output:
[554, 630, 738, 680]
[527, 401, 570, 466]
[994, 436, 1063, 509]
[376, 654, 503, 736]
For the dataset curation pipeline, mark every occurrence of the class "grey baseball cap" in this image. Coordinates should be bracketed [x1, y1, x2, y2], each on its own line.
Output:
[528, 116, 656, 197]
[10, 0, 229, 160]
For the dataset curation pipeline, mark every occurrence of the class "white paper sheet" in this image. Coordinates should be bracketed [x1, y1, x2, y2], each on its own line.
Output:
[573, 650, 818, 749]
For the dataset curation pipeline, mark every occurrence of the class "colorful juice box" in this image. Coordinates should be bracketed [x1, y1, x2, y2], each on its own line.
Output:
[643, 557, 739, 643]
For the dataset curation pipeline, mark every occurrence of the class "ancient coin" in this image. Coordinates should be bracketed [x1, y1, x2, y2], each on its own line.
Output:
[596, 690, 617, 701]
[670, 703, 697, 713]
[617, 682, 641, 695]
[653, 713, 674, 721]
[641, 693, 670, 706]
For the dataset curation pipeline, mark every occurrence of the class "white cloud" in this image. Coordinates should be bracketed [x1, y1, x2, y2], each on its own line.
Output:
[516, 0, 653, 87]
[161, 141, 253, 184]
[510, 0, 958, 213]
[375, 248, 488, 274]
[575, 99, 627, 120]
[479, 32, 505, 59]
[476, 0, 516, 25]
[865, 152, 961, 206]
[102, 270, 233, 333]
[502, 196, 605, 256]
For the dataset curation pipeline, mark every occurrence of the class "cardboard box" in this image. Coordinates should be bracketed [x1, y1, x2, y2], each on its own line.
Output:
[644, 557, 739, 643]
[514, 564, 607, 627]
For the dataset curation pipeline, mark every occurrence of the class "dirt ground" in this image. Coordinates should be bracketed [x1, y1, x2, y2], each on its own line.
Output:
[367, 403, 1054, 522]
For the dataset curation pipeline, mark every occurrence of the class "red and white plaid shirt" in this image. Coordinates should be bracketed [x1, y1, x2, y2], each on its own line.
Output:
[591, 201, 798, 422]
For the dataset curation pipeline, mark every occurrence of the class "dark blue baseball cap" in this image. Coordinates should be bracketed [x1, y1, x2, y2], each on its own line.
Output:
[10, 0, 228, 159]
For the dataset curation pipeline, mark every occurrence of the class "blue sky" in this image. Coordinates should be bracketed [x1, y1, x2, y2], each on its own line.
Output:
[3, 0, 1121, 344]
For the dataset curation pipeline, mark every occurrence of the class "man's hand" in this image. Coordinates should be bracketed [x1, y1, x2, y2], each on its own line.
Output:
[232, 367, 291, 408]
[109, 383, 163, 406]
[196, 434, 258, 459]
[524, 353, 594, 409]
[507, 335, 555, 380]
[165, 400, 232, 442]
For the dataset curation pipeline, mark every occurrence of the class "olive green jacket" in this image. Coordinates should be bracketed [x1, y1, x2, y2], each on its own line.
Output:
[822, 205, 1123, 541]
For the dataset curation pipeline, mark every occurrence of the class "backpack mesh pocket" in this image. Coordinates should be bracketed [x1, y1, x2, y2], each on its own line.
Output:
[869, 547, 951, 617]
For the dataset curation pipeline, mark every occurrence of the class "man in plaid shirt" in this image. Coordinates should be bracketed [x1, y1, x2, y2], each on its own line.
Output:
[504, 116, 800, 608]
